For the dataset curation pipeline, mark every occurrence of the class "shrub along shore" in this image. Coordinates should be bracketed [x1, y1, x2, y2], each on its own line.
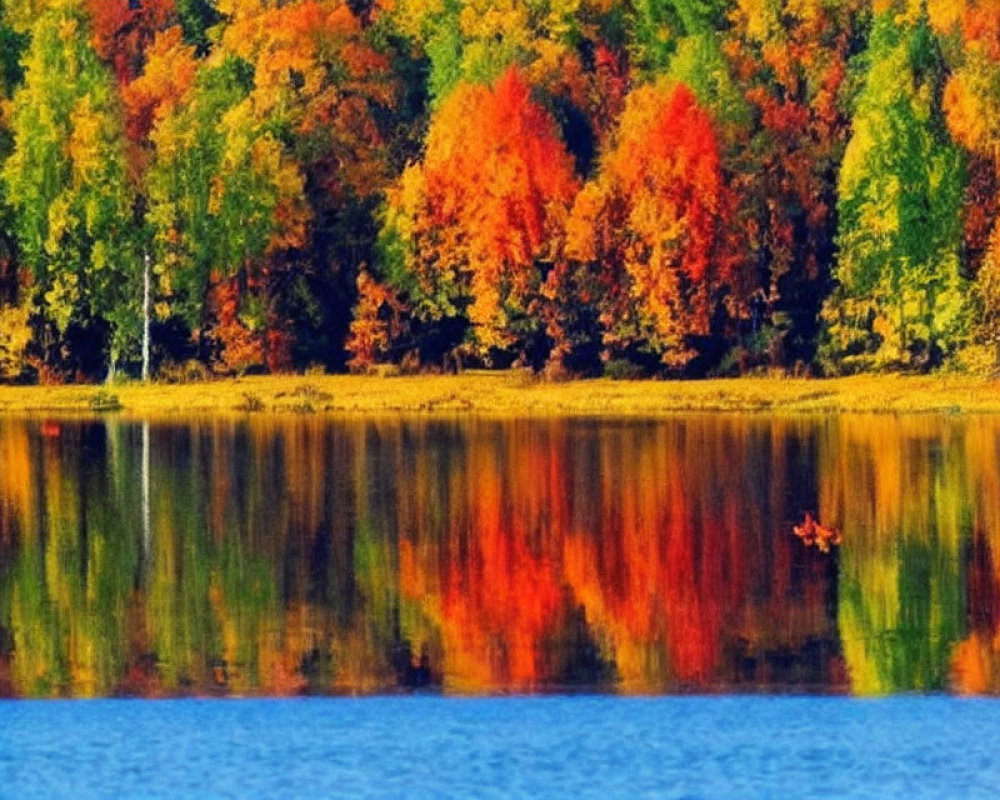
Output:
[0, 372, 999, 418]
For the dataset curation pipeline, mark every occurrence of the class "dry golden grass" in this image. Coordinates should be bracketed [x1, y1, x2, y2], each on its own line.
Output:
[0, 370, 999, 418]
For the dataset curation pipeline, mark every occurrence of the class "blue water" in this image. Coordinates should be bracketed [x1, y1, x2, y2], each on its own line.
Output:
[1, 697, 998, 799]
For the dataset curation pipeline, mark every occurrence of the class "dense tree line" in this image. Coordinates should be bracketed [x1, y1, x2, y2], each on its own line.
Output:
[0, 0, 998, 382]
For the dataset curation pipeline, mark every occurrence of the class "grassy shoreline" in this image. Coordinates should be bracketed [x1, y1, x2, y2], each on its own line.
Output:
[0, 371, 998, 417]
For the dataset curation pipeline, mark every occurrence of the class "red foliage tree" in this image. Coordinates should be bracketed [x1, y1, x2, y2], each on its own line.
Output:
[566, 81, 737, 368]
[87, 0, 176, 85]
[393, 66, 580, 357]
[723, 0, 861, 367]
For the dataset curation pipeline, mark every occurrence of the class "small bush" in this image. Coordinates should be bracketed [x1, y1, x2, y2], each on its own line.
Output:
[509, 367, 540, 387]
[293, 383, 332, 404]
[0, 304, 33, 382]
[369, 364, 401, 378]
[159, 359, 211, 384]
[88, 390, 123, 412]
[239, 392, 265, 412]
[542, 360, 575, 383]
[603, 359, 645, 380]
[400, 350, 421, 376]
[950, 343, 1000, 376]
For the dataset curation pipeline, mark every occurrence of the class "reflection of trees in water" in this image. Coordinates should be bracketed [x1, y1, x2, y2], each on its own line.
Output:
[823, 417, 968, 694]
[3, 415, 994, 697]
[949, 417, 1000, 693]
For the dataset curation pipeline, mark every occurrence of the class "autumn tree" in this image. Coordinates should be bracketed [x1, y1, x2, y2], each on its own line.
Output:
[374, 67, 579, 368]
[216, 0, 409, 371]
[565, 80, 738, 370]
[722, 0, 865, 369]
[346, 270, 405, 371]
[822, 13, 968, 371]
[0, 0, 27, 308]
[932, 1, 1000, 365]
[387, 0, 629, 197]
[86, 0, 176, 88]
[1, 3, 137, 379]
[147, 52, 308, 372]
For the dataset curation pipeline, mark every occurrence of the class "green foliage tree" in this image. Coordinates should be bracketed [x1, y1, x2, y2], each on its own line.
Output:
[1, 2, 137, 377]
[0, 0, 28, 307]
[147, 54, 307, 364]
[390, 0, 621, 104]
[175, 0, 219, 54]
[823, 14, 968, 372]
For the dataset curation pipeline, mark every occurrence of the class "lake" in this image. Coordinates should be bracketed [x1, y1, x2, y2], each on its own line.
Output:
[3, 696, 1000, 799]
[2, 414, 1000, 795]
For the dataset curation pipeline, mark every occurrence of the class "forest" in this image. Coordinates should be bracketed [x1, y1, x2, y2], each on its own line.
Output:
[0, 0, 997, 382]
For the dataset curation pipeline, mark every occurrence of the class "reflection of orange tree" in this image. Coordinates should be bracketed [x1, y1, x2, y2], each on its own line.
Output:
[951, 418, 1000, 693]
[560, 425, 740, 689]
[399, 422, 577, 693]
[0, 416, 847, 697]
[563, 421, 841, 691]
[399, 419, 843, 693]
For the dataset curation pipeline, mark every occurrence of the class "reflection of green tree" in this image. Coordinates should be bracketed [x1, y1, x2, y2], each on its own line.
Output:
[216, 537, 278, 688]
[834, 420, 969, 695]
[840, 538, 964, 694]
[346, 422, 434, 689]
[3, 426, 140, 696]
[148, 423, 277, 692]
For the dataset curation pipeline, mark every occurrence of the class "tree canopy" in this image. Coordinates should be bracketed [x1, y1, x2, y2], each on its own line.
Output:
[3, 0, 1000, 380]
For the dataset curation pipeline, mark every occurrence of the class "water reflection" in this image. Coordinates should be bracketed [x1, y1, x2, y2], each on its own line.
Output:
[0, 414, 996, 697]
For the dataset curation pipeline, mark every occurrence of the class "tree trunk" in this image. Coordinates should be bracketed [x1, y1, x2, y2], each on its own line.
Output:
[142, 250, 151, 382]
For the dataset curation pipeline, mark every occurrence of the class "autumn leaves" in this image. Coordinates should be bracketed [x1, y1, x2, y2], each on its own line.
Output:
[5, 0, 1000, 379]
[357, 70, 735, 373]
[0, 0, 400, 379]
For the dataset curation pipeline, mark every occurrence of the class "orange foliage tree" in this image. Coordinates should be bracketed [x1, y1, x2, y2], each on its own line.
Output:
[566, 81, 738, 369]
[346, 270, 405, 371]
[377, 66, 579, 367]
[934, 1, 1000, 358]
[121, 26, 197, 146]
[86, 0, 176, 81]
[86, 0, 178, 144]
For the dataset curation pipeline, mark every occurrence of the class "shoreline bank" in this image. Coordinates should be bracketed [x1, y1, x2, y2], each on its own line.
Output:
[0, 372, 997, 417]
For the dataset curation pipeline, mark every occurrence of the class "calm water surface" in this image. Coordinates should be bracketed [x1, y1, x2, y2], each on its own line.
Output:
[1, 414, 999, 697]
